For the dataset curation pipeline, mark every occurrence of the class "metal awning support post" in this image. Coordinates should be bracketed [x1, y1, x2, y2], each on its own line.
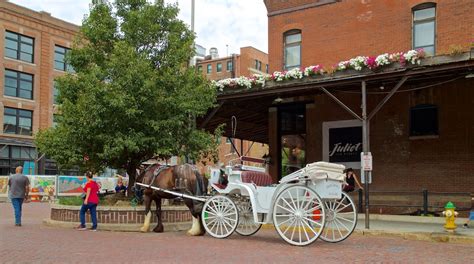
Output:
[361, 80, 370, 229]
[320, 87, 363, 121]
[368, 76, 409, 121]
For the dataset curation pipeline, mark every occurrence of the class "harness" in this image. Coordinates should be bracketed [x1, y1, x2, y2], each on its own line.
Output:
[148, 165, 169, 188]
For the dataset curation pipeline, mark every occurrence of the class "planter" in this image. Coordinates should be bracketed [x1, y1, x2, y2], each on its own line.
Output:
[45, 203, 192, 232]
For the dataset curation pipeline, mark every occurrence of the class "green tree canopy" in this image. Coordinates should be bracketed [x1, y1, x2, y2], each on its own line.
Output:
[35, 0, 220, 188]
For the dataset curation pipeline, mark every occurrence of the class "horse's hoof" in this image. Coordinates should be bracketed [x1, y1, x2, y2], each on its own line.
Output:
[140, 227, 149, 233]
[153, 225, 164, 233]
[186, 229, 201, 236]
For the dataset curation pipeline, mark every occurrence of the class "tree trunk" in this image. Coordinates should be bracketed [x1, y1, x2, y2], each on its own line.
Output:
[126, 166, 137, 197]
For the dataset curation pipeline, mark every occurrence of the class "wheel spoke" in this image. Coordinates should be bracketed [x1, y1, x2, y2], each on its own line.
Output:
[280, 195, 296, 212]
[303, 216, 323, 227]
[337, 215, 354, 223]
[336, 203, 351, 213]
[335, 218, 351, 232]
[301, 218, 318, 236]
[286, 190, 298, 212]
[276, 203, 294, 213]
[282, 218, 296, 236]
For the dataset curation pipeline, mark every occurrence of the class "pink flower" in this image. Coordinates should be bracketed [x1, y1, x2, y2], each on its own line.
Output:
[365, 57, 377, 69]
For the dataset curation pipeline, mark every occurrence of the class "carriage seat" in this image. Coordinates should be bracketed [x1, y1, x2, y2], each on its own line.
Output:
[241, 171, 273, 186]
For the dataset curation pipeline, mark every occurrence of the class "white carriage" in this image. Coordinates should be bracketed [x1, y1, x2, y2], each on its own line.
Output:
[201, 161, 358, 246]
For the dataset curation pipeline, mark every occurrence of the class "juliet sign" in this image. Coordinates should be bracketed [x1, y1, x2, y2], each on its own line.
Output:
[328, 126, 362, 163]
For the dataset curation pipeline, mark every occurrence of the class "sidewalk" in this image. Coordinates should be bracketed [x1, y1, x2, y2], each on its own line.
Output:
[355, 214, 474, 244]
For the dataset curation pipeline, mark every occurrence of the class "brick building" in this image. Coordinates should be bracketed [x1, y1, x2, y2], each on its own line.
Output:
[196, 46, 269, 167]
[0, 1, 79, 174]
[200, 0, 474, 212]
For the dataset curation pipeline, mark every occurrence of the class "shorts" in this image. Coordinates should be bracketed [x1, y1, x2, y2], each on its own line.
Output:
[469, 211, 474, 220]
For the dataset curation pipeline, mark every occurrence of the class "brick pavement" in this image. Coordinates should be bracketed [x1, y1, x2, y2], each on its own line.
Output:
[1, 203, 473, 264]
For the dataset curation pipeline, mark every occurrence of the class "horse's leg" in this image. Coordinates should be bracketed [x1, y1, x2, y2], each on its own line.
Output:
[152, 197, 164, 233]
[140, 193, 152, 232]
[184, 198, 204, 236]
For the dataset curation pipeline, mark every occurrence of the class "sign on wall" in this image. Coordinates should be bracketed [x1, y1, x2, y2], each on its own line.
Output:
[323, 120, 362, 169]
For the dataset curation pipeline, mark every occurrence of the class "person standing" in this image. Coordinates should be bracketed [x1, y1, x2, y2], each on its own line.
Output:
[8, 166, 30, 227]
[77, 172, 100, 231]
[343, 168, 364, 193]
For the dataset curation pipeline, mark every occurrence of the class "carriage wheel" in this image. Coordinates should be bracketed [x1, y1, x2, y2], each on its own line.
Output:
[202, 195, 239, 239]
[272, 185, 325, 246]
[320, 192, 357, 243]
[235, 199, 263, 236]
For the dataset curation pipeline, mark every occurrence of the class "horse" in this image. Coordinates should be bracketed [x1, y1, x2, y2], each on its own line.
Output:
[135, 163, 207, 236]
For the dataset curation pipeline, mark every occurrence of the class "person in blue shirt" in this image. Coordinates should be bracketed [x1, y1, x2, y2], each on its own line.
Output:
[115, 177, 127, 194]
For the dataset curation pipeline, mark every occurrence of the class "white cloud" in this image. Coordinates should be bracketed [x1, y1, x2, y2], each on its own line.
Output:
[8, 0, 268, 55]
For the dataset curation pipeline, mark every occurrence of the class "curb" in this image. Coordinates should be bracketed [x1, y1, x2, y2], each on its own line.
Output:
[354, 229, 474, 244]
[260, 224, 474, 244]
[43, 218, 192, 232]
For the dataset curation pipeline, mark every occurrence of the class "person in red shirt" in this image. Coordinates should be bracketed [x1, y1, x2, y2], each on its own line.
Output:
[77, 172, 100, 231]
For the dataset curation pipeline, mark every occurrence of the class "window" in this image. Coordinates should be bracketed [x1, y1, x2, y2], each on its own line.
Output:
[284, 30, 301, 70]
[4, 69, 33, 100]
[254, 60, 262, 71]
[216, 63, 222, 72]
[3, 107, 33, 136]
[4, 31, 34, 63]
[413, 3, 436, 55]
[54, 45, 73, 72]
[0, 145, 36, 175]
[197, 65, 202, 72]
[53, 81, 59, 104]
[410, 104, 438, 136]
[279, 104, 306, 178]
[207, 64, 212, 74]
[226, 60, 233, 71]
[266, 64, 269, 73]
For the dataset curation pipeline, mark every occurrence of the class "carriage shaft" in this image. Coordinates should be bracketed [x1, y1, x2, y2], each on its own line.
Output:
[135, 182, 207, 202]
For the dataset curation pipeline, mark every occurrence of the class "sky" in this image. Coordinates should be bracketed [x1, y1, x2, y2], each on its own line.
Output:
[8, 0, 268, 55]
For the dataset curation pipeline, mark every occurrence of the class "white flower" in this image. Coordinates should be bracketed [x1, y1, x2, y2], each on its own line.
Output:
[349, 56, 367, 71]
[272, 71, 285, 82]
[403, 49, 421, 65]
[375, 53, 390, 66]
[285, 68, 303, 79]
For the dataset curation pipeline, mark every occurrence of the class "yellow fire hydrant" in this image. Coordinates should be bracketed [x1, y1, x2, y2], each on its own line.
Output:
[441, 201, 458, 232]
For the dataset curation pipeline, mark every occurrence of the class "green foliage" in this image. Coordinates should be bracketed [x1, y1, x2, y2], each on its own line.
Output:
[35, 0, 220, 182]
[58, 196, 84, 206]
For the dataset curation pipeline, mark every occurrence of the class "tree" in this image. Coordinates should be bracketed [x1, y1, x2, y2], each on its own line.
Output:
[35, 0, 220, 191]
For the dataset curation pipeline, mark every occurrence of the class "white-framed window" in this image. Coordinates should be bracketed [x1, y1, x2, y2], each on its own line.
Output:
[413, 3, 436, 55]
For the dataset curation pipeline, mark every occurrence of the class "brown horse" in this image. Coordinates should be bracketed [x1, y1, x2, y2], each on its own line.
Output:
[135, 163, 207, 235]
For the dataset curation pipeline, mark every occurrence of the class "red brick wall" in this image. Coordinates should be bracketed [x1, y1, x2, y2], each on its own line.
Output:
[51, 206, 192, 224]
[0, 1, 78, 141]
[309, 78, 474, 193]
[267, 0, 474, 72]
[197, 56, 235, 81]
[239, 47, 269, 76]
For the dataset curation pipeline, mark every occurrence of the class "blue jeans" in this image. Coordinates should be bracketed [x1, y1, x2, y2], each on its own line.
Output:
[79, 203, 98, 229]
[11, 198, 24, 225]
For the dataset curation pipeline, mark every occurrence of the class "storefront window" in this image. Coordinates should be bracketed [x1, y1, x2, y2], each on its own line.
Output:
[279, 104, 306, 178]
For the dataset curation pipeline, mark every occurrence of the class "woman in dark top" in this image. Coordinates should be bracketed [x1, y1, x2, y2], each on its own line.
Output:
[343, 168, 364, 192]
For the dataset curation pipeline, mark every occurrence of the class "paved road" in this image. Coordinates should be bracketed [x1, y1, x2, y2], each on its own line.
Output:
[1, 203, 473, 264]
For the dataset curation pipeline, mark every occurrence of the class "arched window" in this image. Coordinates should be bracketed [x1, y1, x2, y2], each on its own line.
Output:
[412, 3, 436, 55]
[284, 30, 301, 70]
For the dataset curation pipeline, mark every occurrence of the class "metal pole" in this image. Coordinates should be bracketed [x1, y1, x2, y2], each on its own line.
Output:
[191, 0, 195, 32]
[362, 80, 370, 229]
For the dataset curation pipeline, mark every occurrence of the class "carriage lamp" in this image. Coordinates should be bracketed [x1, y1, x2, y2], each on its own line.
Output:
[442, 201, 458, 232]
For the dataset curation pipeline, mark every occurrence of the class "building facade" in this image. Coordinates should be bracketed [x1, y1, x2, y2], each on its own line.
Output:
[259, 0, 474, 192]
[196, 46, 269, 167]
[0, 1, 79, 175]
[200, 0, 474, 214]
[266, 0, 473, 72]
